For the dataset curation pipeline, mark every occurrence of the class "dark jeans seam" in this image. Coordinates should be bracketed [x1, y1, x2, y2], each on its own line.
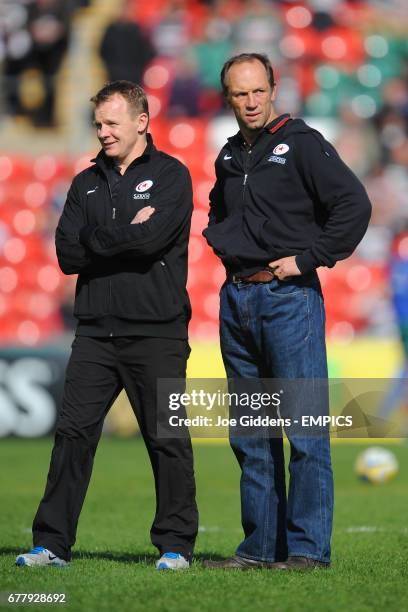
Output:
[261, 432, 271, 560]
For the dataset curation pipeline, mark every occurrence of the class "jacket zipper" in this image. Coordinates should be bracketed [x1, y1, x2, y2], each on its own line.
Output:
[243, 148, 252, 199]
[106, 178, 114, 336]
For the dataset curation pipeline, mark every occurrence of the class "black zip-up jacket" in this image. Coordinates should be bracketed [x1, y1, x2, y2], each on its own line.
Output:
[203, 114, 372, 276]
[55, 134, 193, 338]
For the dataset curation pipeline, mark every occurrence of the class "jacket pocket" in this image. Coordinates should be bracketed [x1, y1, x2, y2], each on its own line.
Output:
[73, 275, 110, 318]
[109, 260, 183, 321]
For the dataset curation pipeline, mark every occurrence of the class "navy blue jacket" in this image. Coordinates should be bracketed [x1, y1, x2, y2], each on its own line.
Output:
[203, 114, 372, 276]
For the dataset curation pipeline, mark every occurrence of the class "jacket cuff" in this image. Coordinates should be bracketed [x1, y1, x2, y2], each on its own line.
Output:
[295, 252, 317, 274]
[79, 225, 96, 246]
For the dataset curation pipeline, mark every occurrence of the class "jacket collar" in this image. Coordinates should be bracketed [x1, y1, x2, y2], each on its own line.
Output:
[265, 113, 292, 134]
[228, 113, 292, 148]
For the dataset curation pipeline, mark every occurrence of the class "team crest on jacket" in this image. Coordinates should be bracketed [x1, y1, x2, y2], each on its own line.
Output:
[273, 143, 289, 155]
[135, 180, 153, 192]
[134, 179, 153, 199]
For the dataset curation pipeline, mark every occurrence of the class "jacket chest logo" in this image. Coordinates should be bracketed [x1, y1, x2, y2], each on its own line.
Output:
[273, 143, 289, 155]
[134, 179, 153, 199]
[267, 155, 286, 165]
[87, 186, 99, 195]
[267, 144, 290, 165]
[135, 179, 153, 192]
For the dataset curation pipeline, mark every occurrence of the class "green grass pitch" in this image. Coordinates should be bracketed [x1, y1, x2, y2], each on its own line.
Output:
[0, 438, 407, 612]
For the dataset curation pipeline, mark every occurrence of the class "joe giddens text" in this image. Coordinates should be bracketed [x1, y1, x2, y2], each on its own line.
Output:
[167, 415, 354, 428]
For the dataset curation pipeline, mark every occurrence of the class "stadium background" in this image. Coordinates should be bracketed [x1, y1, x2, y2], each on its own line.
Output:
[0, 0, 407, 437]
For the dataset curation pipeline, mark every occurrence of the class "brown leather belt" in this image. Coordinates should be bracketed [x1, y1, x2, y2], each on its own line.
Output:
[230, 269, 275, 283]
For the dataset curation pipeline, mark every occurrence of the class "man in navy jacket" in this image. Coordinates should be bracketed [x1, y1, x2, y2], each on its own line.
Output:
[203, 53, 371, 570]
[16, 81, 198, 571]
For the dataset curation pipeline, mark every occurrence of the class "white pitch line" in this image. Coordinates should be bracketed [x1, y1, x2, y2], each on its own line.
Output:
[198, 526, 221, 533]
[345, 526, 384, 533]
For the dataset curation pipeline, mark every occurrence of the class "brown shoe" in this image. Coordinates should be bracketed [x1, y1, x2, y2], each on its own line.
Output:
[203, 555, 278, 570]
[274, 556, 331, 571]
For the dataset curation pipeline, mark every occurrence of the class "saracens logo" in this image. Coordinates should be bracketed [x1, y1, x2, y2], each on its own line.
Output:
[135, 179, 153, 192]
[273, 143, 289, 155]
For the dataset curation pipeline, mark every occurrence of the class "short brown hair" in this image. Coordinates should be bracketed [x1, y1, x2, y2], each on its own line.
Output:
[221, 53, 275, 97]
[90, 80, 149, 118]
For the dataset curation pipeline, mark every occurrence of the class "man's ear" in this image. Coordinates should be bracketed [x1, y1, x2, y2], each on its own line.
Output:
[138, 112, 149, 134]
[271, 85, 277, 102]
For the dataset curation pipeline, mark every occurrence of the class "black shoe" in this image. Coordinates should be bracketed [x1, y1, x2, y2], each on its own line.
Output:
[203, 555, 278, 570]
[274, 556, 330, 571]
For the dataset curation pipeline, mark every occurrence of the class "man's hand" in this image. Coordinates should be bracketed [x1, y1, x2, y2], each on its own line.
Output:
[131, 206, 155, 224]
[268, 256, 301, 281]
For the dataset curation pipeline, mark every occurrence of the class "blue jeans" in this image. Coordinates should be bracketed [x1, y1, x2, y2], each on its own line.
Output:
[220, 274, 333, 563]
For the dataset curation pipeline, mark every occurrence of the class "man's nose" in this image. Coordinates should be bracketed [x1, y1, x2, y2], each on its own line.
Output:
[246, 93, 257, 108]
[98, 125, 109, 139]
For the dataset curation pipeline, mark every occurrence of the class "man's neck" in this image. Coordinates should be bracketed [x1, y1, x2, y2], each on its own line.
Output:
[240, 113, 279, 147]
[240, 127, 265, 148]
[114, 137, 147, 174]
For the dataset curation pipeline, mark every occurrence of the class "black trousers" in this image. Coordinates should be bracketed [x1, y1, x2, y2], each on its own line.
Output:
[32, 336, 198, 561]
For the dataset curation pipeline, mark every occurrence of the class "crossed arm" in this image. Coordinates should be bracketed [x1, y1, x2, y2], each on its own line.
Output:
[56, 164, 192, 275]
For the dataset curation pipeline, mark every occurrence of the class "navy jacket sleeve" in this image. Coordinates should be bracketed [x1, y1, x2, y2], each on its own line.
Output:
[55, 178, 108, 275]
[294, 133, 372, 274]
[79, 163, 192, 258]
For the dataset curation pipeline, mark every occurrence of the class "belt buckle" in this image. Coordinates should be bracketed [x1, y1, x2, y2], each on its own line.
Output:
[231, 274, 242, 284]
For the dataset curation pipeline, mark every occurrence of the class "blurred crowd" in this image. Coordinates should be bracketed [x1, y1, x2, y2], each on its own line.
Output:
[0, 0, 91, 126]
[2, 1, 407, 206]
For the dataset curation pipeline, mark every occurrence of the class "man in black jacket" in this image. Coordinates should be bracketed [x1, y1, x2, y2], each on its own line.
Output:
[203, 54, 371, 570]
[16, 81, 198, 571]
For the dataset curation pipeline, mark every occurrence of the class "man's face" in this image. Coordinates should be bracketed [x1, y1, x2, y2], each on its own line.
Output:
[225, 60, 276, 134]
[94, 93, 147, 163]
